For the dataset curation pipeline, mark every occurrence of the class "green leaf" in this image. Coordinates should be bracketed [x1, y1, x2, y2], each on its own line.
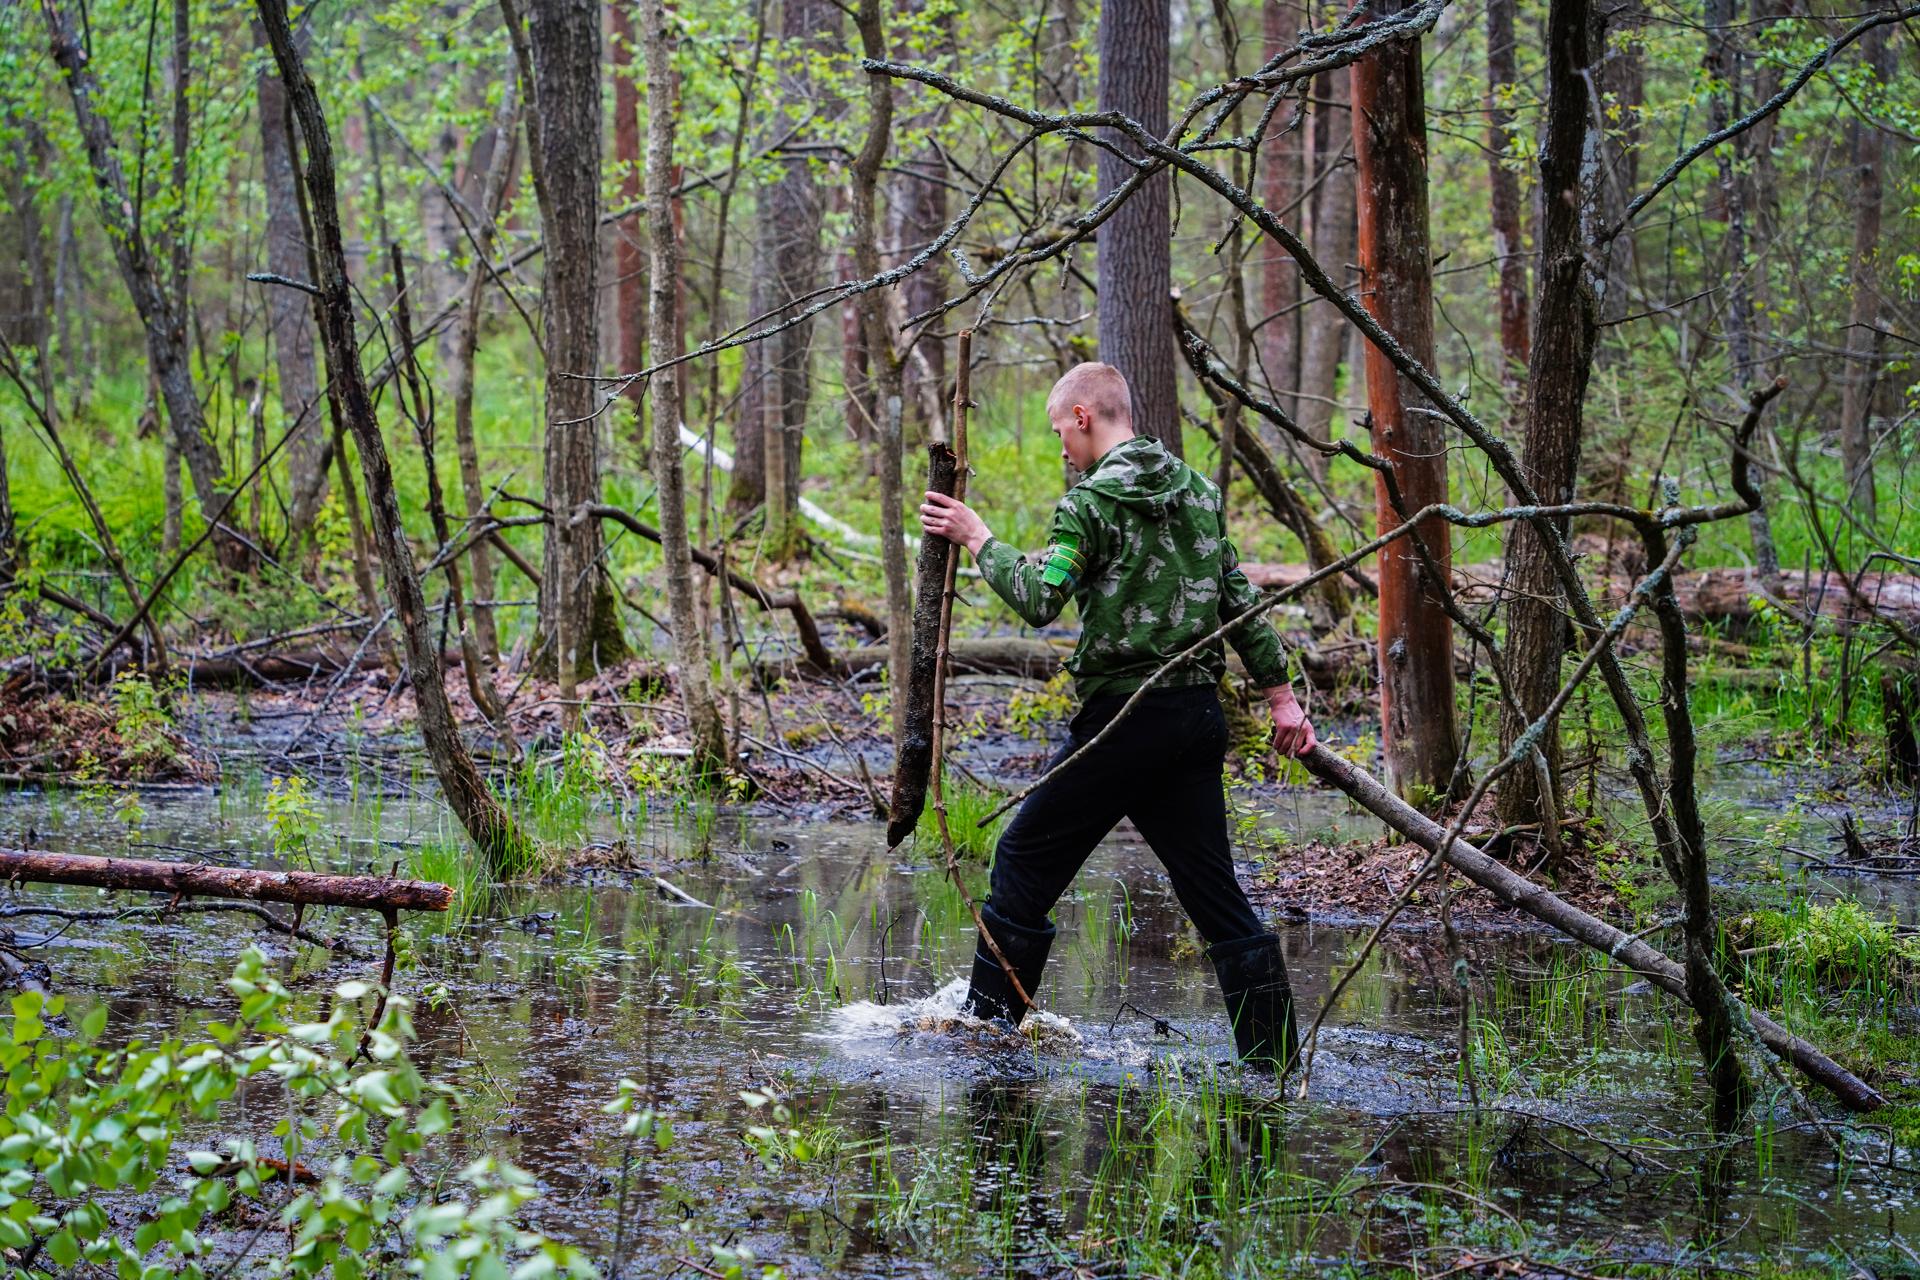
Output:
[46, 1228, 79, 1267]
[353, 1071, 399, 1111]
[80, 1006, 108, 1041]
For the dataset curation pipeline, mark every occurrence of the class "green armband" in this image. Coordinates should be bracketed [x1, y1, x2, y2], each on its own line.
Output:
[1040, 536, 1085, 591]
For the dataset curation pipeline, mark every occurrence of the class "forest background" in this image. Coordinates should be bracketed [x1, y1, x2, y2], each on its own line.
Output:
[0, 0, 1915, 852]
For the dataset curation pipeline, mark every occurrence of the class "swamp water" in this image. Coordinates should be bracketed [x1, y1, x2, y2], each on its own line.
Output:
[4, 782, 1917, 1277]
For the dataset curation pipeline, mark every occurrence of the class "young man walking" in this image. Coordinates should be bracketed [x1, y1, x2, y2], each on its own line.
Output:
[918, 361, 1317, 1069]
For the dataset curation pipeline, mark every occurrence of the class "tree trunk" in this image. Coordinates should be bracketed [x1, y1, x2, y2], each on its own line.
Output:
[1641, 523, 1753, 1130]
[1257, 0, 1308, 423]
[610, 0, 649, 455]
[891, 0, 952, 447]
[1494, 0, 1603, 838]
[1839, 25, 1888, 524]
[754, 0, 836, 558]
[1350, 0, 1458, 805]
[850, 0, 913, 757]
[887, 439, 959, 846]
[1484, 0, 1529, 394]
[1096, 0, 1179, 455]
[254, 25, 330, 535]
[1594, 0, 1643, 334]
[1704, 0, 1776, 576]
[42, 0, 248, 573]
[639, 0, 728, 777]
[521, 0, 629, 701]
[448, 72, 521, 669]
[1295, 69, 1355, 453]
[257, 0, 529, 877]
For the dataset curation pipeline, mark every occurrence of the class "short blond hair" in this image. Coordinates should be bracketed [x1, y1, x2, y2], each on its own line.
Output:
[1046, 362, 1133, 427]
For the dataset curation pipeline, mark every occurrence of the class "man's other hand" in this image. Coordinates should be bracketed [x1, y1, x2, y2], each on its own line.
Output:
[919, 491, 991, 554]
[1267, 685, 1317, 758]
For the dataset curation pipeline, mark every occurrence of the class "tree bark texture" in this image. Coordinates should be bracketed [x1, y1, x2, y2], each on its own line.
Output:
[524, 0, 628, 692]
[1643, 525, 1753, 1130]
[850, 0, 913, 756]
[448, 72, 522, 668]
[257, 0, 529, 877]
[42, 0, 247, 573]
[1483, 0, 1529, 391]
[1350, 0, 1459, 804]
[0, 848, 454, 913]
[1494, 0, 1602, 835]
[1295, 69, 1355, 452]
[640, 0, 729, 777]
[610, 0, 649, 448]
[887, 441, 959, 847]
[1257, 0, 1308, 423]
[1096, 0, 1179, 456]
[1595, 0, 1643, 330]
[1703, 0, 1777, 576]
[890, 1, 952, 444]
[757, 0, 836, 554]
[254, 26, 330, 533]
[1839, 25, 1888, 523]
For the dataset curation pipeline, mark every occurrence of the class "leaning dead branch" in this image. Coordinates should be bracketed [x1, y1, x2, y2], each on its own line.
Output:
[1297, 748, 1884, 1114]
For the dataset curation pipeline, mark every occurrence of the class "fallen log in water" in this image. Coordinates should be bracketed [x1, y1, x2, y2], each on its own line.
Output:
[0, 849, 454, 913]
[1299, 745, 1886, 1113]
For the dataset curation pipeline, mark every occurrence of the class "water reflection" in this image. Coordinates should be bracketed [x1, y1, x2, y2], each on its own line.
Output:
[4, 785, 1915, 1273]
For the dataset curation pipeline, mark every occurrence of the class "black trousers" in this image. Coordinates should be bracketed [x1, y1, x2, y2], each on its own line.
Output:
[985, 685, 1267, 947]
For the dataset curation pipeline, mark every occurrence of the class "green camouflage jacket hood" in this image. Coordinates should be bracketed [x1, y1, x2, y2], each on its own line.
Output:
[975, 435, 1292, 700]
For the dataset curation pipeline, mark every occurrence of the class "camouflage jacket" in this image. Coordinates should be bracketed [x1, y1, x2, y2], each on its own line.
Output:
[975, 435, 1292, 700]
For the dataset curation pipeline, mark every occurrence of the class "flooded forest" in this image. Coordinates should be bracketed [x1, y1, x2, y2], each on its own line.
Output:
[2, 0, 1919, 1273]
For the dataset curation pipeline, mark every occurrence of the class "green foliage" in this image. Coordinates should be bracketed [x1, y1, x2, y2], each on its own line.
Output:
[1733, 897, 1920, 1001]
[913, 775, 1007, 860]
[265, 773, 323, 863]
[0, 949, 596, 1279]
[1003, 670, 1075, 739]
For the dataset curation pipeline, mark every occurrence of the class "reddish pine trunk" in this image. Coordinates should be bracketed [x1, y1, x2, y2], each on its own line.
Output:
[1351, 0, 1459, 805]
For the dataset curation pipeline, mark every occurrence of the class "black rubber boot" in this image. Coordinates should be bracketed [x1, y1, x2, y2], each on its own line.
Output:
[960, 904, 1055, 1026]
[1208, 932, 1299, 1071]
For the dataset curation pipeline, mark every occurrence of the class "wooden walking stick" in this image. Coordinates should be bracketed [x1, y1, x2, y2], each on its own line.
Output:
[912, 332, 1033, 1011]
[885, 380, 963, 846]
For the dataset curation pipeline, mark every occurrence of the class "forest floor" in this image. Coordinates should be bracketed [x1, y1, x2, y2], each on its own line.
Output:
[6, 634, 1880, 941]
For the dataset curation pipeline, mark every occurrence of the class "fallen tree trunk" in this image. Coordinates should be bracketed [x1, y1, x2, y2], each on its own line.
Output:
[763, 635, 1387, 691]
[1299, 744, 1885, 1113]
[1243, 561, 1920, 633]
[887, 440, 962, 847]
[90, 647, 466, 690]
[0, 848, 453, 913]
[761, 637, 1072, 683]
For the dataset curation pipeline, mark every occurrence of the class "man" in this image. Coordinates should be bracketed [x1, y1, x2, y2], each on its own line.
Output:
[918, 361, 1317, 1069]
